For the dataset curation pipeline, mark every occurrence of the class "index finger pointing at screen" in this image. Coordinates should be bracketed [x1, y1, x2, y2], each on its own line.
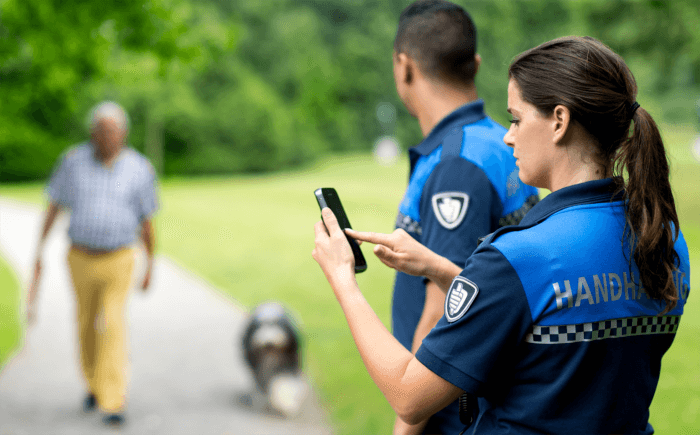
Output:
[344, 229, 393, 248]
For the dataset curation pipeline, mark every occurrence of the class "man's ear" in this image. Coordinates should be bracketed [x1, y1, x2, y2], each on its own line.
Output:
[474, 53, 481, 76]
[552, 104, 572, 144]
[395, 52, 415, 85]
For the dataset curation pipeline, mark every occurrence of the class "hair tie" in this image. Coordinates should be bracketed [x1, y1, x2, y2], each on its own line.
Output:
[629, 101, 640, 118]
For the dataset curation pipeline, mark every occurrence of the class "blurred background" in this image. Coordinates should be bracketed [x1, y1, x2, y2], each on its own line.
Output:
[1, 0, 699, 434]
[2, 0, 700, 180]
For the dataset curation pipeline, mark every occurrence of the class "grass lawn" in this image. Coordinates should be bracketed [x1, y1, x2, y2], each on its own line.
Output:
[0, 254, 22, 370]
[646, 125, 700, 433]
[1, 123, 699, 434]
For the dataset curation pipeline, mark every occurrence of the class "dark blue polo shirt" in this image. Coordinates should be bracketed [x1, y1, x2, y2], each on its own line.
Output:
[417, 178, 691, 434]
[392, 100, 538, 434]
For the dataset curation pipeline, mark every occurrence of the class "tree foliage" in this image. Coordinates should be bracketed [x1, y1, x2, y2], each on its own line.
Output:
[1, 0, 699, 181]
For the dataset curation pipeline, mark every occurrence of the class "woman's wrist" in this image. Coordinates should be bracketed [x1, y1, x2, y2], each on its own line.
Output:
[425, 252, 446, 282]
[428, 255, 460, 290]
[329, 266, 359, 298]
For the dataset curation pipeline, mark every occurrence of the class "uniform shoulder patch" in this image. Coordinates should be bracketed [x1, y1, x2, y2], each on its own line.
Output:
[432, 192, 469, 229]
[445, 276, 479, 322]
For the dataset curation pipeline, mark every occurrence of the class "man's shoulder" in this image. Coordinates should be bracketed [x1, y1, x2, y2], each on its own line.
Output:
[459, 117, 512, 161]
[123, 148, 156, 174]
[442, 116, 518, 197]
[123, 147, 148, 162]
[469, 114, 508, 134]
[59, 143, 91, 165]
[68, 142, 91, 156]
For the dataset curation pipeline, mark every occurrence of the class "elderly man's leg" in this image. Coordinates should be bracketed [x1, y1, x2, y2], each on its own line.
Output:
[67, 248, 101, 402]
[94, 249, 134, 414]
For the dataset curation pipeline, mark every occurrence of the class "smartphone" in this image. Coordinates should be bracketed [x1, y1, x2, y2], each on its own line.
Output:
[314, 188, 367, 274]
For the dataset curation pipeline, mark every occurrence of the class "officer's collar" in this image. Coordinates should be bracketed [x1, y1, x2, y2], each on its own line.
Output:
[520, 178, 624, 226]
[410, 99, 487, 157]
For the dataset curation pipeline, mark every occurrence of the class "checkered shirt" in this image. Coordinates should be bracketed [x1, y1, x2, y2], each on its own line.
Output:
[46, 143, 158, 250]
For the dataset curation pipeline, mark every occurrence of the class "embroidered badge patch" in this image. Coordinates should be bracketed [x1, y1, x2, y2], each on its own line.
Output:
[445, 276, 479, 322]
[432, 192, 469, 229]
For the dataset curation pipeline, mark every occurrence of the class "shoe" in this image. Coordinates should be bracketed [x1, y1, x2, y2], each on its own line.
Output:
[83, 393, 97, 413]
[103, 413, 125, 427]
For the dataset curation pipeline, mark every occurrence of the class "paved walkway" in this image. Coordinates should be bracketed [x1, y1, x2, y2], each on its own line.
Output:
[0, 198, 332, 435]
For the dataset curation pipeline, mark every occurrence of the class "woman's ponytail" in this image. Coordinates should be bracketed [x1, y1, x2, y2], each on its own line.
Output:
[613, 106, 680, 314]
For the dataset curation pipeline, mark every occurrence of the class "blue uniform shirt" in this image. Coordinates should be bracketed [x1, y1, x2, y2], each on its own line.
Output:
[417, 178, 691, 434]
[393, 100, 538, 433]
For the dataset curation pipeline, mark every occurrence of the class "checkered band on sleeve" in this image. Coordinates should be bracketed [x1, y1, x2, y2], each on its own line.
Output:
[499, 195, 540, 227]
[525, 315, 681, 344]
[395, 211, 423, 236]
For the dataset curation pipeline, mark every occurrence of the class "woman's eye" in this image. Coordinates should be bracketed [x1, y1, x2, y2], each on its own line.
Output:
[509, 119, 520, 125]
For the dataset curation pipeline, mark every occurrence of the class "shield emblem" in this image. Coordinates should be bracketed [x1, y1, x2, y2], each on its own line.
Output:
[432, 192, 469, 229]
[445, 276, 479, 322]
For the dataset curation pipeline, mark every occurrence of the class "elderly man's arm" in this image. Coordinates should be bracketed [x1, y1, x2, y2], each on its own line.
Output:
[140, 218, 155, 291]
[28, 202, 61, 322]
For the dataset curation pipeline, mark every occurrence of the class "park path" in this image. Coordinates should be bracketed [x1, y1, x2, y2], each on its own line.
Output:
[0, 197, 332, 435]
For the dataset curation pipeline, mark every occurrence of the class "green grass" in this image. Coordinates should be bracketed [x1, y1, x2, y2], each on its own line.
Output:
[650, 226, 700, 434]
[646, 124, 700, 434]
[0, 254, 22, 369]
[1, 123, 699, 434]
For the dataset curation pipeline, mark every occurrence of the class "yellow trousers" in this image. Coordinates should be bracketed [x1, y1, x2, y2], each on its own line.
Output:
[67, 247, 134, 413]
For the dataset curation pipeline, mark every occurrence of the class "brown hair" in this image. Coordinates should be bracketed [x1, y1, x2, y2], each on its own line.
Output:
[509, 36, 680, 313]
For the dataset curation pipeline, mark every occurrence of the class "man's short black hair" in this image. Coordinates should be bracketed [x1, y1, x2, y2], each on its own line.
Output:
[394, 0, 477, 85]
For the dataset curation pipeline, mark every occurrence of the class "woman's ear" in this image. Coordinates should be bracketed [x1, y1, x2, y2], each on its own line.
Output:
[552, 105, 572, 144]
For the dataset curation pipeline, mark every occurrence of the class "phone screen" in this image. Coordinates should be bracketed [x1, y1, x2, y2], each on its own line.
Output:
[314, 188, 367, 273]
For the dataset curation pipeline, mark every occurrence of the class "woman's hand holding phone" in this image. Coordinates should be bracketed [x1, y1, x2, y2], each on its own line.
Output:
[313, 207, 358, 291]
[314, 188, 367, 273]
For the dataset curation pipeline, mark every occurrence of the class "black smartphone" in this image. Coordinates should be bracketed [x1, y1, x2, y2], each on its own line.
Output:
[314, 188, 367, 274]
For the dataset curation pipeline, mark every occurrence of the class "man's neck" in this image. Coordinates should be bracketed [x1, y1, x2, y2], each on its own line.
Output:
[93, 146, 124, 168]
[416, 84, 478, 137]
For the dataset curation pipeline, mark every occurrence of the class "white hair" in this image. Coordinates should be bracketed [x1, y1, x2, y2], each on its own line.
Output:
[88, 101, 129, 132]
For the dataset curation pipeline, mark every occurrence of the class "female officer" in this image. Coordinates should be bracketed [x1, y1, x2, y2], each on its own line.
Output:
[313, 36, 691, 434]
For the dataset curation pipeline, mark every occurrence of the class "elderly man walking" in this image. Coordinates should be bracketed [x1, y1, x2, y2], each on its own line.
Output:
[28, 101, 158, 427]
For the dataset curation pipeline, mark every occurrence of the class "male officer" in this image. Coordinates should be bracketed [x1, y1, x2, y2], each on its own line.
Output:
[28, 101, 158, 427]
[389, 2, 538, 433]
